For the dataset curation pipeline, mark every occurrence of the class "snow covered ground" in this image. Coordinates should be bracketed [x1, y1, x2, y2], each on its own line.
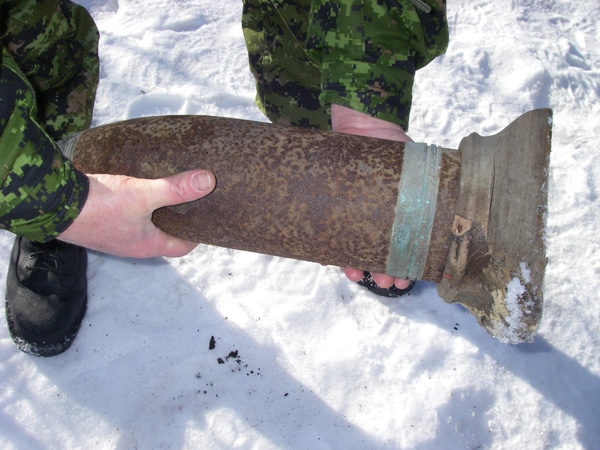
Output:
[1, 0, 599, 448]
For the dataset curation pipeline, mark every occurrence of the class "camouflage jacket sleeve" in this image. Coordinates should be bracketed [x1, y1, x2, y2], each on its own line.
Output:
[242, 0, 448, 131]
[0, 0, 99, 242]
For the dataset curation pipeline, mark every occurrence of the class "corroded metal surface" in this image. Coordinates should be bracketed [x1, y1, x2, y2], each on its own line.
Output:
[72, 115, 421, 276]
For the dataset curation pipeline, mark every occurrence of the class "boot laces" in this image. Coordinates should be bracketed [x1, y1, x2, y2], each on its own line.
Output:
[25, 244, 67, 278]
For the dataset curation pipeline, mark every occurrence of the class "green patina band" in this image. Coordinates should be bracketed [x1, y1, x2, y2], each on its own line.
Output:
[386, 142, 441, 279]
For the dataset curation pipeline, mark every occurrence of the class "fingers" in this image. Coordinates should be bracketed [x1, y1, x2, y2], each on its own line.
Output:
[343, 267, 412, 290]
[370, 272, 412, 290]
[58, 170, 216, 259]
[139, 170, 216, 257]
[146, 169, 216, 211]
[149, 230, 199, 258]
[343, 268, 365, 283]
[370, 272, 395, 289]
[394, 278, 413, 290]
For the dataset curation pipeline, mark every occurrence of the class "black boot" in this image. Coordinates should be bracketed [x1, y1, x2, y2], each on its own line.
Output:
[357, 272, 415, 298]
[5, 236, 88, 357]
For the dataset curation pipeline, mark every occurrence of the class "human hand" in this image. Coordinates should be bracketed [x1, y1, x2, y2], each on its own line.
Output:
[58, 169, 216, 258]
[331, 104, 413, 290]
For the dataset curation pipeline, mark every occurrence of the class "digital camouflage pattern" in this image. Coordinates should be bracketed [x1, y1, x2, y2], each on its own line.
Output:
[242, 0, 448, 130]
[0, 0, 99, 242]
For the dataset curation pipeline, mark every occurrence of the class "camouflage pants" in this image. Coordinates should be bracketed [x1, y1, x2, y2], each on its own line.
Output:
[241, 0, 448, 131]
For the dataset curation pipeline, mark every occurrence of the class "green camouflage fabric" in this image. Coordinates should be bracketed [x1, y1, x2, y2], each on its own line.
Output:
[242, 0, 448, 130]
[0, 0, 99, 242]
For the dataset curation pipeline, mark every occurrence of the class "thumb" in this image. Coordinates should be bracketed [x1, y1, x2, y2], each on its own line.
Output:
[147, 169, 216, 211]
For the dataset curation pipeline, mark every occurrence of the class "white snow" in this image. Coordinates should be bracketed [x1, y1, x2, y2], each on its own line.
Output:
[1, 0, 599, 448]
[494, 263, 531, 345]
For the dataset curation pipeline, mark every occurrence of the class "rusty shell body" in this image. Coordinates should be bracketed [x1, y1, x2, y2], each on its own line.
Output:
[62, 115, 459, 282]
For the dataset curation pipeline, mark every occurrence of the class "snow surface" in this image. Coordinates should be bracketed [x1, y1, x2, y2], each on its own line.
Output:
[1, 0, 599, 448]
